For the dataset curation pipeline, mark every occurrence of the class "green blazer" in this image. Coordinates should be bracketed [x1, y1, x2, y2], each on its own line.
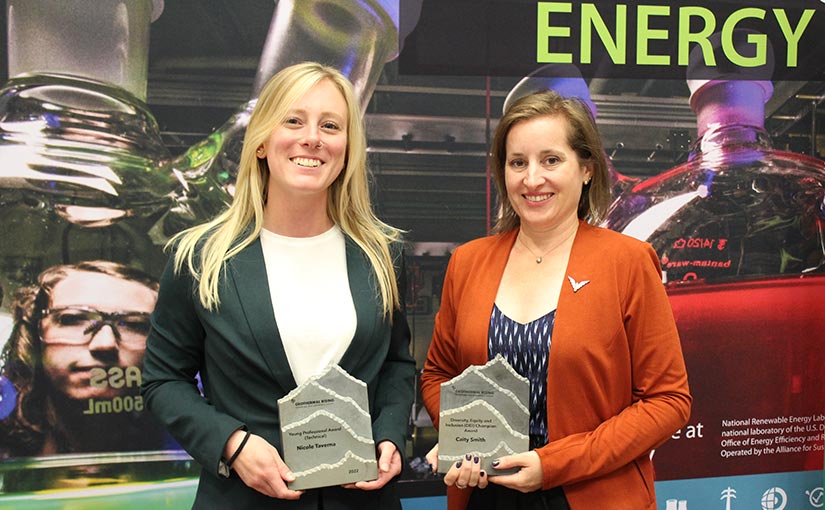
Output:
[141, 236, 415, 509]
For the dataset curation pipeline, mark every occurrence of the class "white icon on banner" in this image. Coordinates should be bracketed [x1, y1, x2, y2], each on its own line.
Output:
[806, 487, 824, 508]
[761, 487, 787, 510]
[666, 499, 688, 510]
[720, 487, 737, 509]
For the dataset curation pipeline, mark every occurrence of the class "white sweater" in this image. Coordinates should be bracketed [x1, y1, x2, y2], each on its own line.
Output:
[259, 225, 356, 385]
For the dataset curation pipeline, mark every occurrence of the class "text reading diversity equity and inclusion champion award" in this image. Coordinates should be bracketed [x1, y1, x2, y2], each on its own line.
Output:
[438, 355, 529, 475]
[277, 365, 378, 490]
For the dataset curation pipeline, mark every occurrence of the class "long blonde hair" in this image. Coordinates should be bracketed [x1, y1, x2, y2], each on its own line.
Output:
[169, 62, 402, 315]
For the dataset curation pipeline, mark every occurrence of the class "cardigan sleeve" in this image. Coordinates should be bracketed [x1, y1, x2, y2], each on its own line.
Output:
[535, 242, 692, 489]
[140, 257, 245, 478]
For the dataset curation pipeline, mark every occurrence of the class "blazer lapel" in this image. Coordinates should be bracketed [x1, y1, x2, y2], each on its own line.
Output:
[338, 236, 380, 372]
[227, 238, 297, 392]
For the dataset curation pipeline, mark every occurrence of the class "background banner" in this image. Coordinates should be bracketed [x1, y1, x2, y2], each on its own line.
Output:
[0, 1, 822, 508]
[400, 0, 825, 81]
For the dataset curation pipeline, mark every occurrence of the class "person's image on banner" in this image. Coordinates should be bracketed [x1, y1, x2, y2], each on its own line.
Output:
[0, 260, 168, 458]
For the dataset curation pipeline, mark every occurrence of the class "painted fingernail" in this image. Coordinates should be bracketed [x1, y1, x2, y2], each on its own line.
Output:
[473, 456, 479, 464]
[491, 460, 500, 467]
[465, 453, 472, 461]
[455, 461, 463, 469]
[480, 471, 486, 477]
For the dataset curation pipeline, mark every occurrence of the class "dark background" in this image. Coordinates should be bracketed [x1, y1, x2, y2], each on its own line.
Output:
[2, 0, 823, 243]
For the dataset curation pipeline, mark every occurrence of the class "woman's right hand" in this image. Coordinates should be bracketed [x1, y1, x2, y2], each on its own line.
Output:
[227, 432, 304, 500]
[426, 443, 488, 491]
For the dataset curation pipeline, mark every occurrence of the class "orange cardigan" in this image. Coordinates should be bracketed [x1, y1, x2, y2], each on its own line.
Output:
[421, 222, 691, 510]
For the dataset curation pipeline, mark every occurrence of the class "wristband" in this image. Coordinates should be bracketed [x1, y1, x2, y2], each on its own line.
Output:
[226, 429, 251, 469]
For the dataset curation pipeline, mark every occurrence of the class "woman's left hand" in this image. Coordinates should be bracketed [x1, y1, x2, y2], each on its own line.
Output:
[488, 451, 543, 493]
[345, 440, 402, 490]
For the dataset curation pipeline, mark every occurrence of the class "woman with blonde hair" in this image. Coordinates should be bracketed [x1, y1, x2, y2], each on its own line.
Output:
[142, 62, 415, 509]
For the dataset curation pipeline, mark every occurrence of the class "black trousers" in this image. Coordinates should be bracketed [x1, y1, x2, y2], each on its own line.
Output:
[467, 485, 570, 510]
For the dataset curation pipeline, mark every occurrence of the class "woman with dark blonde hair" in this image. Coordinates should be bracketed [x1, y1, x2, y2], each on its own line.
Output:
[141, 62, 415, 509]
[0, 260, 163, 457]
[421, 90, 690, 509]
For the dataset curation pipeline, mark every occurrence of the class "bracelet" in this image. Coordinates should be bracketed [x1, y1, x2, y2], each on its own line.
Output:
[226, 429, 251, 468]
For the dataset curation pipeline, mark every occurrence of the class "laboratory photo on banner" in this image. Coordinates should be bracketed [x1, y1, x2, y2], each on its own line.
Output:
[1, 1, 824, 509]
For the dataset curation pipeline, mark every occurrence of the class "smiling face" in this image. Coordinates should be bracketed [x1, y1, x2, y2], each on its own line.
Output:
[258, 78, 349, 207]
[504, 114, 592, 232]
[40, 270, 157, 401]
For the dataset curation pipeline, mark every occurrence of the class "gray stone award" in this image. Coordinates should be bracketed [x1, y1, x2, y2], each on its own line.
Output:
[438, 354, 529, 475]
[277, 364, 378, 490]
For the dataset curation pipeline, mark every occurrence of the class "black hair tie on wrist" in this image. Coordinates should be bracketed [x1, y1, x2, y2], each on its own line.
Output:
[226, 429, 251, 468]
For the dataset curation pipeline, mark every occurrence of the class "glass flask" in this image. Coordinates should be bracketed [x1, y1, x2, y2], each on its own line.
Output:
[0, 0, 180, 302]
[606, 76, 825, 479]
[0, 73, 180, 292]
[0, 0, 403, 301]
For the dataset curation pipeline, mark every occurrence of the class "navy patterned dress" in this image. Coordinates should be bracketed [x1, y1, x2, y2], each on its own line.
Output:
[475, 304, 570, 509]
[488, 303, 556, 450]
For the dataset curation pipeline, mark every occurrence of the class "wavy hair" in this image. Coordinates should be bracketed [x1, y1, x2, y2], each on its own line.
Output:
[0, 261, 158, 457]
[490, 89, 612, 233]
[170, 62, 402, 315]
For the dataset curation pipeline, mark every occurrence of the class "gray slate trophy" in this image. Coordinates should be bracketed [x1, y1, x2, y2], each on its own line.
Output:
[278, 365, 378, 490]
[438, 354, 529, 475]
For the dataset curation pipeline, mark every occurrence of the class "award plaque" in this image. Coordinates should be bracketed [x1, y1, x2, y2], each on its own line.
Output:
[438, 354, 529, 475]
[278, 365, 378, 490]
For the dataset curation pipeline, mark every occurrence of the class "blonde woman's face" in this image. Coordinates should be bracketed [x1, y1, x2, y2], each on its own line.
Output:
[258, 79, 349, 204]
